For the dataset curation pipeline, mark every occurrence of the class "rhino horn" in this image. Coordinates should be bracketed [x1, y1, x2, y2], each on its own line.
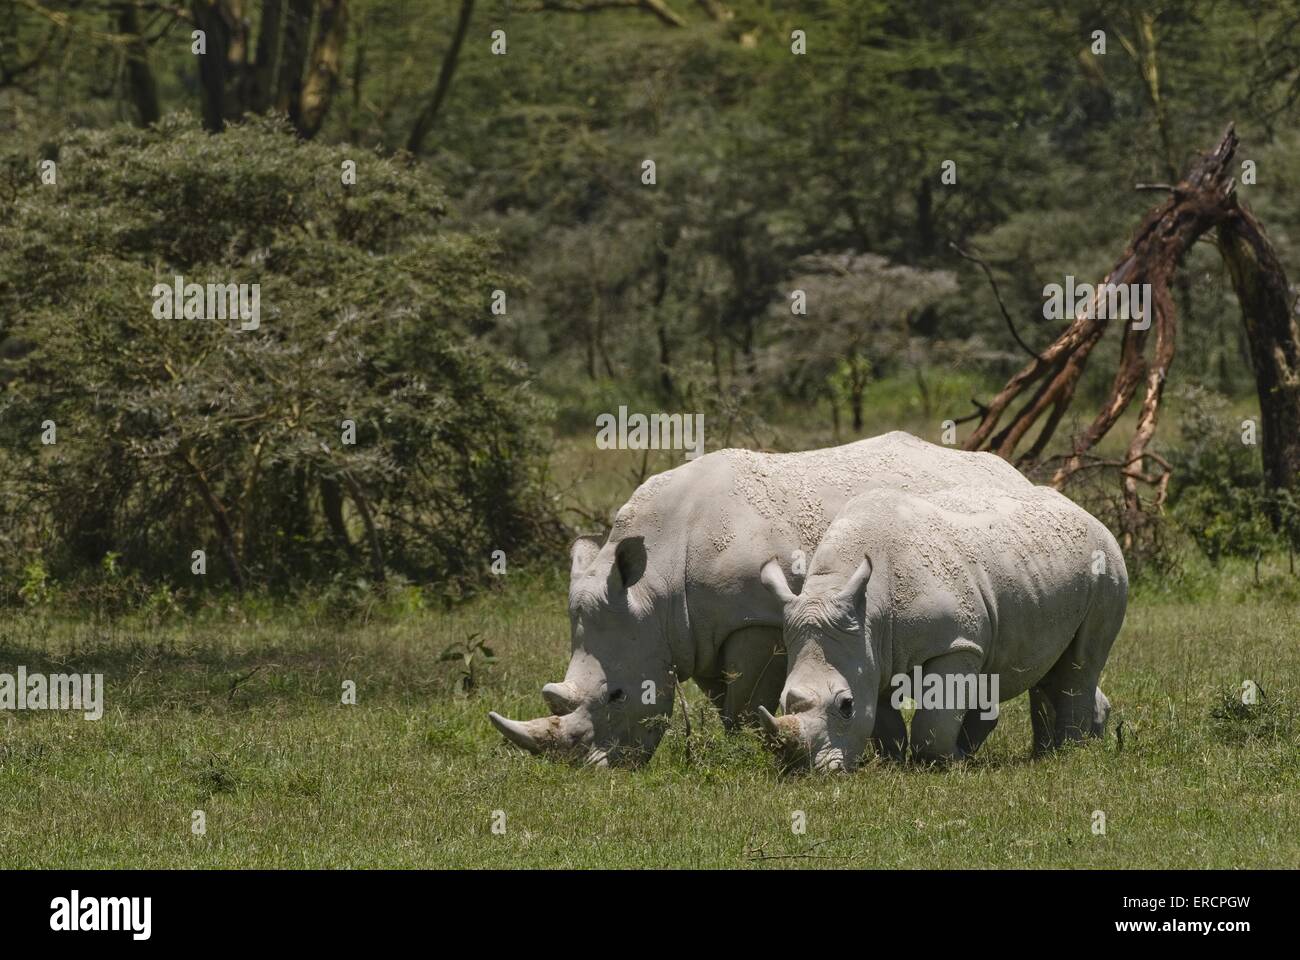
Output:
[757, 706, 782, 738]
[488, 712, 560, 754]
[757, 706, 803, 745]
[754, 702, 800, 749]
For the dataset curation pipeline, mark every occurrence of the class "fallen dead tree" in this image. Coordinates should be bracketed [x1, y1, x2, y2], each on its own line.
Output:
[959, 124, 1300, 538]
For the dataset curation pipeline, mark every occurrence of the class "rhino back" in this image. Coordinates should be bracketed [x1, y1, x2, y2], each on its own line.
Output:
[810, 485, 1125, 699]
[652, 435, 1022, 583]
[605, 433, 1033, 657]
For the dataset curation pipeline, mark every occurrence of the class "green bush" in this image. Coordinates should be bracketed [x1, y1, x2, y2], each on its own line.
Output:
[1167, 386, 1298, 568]
[0, 115, 559, 601]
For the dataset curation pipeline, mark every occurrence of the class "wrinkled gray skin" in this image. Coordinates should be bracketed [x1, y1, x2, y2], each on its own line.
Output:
[488, 431, 1032, 767]
[759, 485, 1127, 772]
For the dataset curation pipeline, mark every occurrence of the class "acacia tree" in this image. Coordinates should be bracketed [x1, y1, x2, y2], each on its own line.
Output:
[960, 126, 1300, 528]
[0, 116, 557, 594]
[776, 253, 958, 434]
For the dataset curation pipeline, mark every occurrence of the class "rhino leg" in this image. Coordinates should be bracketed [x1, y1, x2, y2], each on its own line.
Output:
[1092, 686, 1112, 738]
[1039, 599, 1122, 750]
[696, 675, 727, 719]
[871, 695, 908, 762]
[1050, 681, 1097, 748]
[909, 650, 983, 764]
[1030, 686, 1056, 757]
[957, 708, 998, 758]
[1036, 654, 1098, 750]
[718, 625, 786, 731]
[1030, 685, 1107, 755]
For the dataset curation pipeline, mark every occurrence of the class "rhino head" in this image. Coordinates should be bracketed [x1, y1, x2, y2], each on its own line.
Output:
[757, 556, 879, 773]
[488, 535, 676, 768]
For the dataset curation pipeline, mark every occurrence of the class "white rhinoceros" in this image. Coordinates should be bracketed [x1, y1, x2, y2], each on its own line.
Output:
[489, 431, 1040, 767]
[758, 483, 1127, 771]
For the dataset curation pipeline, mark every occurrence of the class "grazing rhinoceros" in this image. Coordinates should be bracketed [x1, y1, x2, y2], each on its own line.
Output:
[488, 431, 1035, 767]
[757, 484, 1127, 771]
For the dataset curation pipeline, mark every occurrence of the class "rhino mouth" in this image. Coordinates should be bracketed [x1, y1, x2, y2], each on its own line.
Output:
[586, 744, 656, 769]
[756, 706, 854, 774]
[812, 748, 848, 773]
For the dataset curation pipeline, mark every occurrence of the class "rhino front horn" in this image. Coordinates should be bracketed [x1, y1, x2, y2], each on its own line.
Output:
[756, 706, 803, 746]
[488, 712, 557, 754]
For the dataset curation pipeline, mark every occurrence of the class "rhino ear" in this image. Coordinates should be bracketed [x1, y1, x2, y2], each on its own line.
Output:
[836, 555, 873, 606]
[609, 535, 647, 590]
[570, 535, 604, 580]
[760, 558, 796, 605]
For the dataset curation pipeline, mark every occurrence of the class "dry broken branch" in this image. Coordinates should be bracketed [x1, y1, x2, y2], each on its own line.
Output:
[960, 124, 1299, 540]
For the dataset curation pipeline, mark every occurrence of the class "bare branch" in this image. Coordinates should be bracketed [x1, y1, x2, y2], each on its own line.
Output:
[949, 241, 1044, 361]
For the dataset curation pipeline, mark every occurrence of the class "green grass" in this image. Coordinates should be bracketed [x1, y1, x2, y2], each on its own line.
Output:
[1, 553, 1297, 869]
[1, 378, 1290, 868]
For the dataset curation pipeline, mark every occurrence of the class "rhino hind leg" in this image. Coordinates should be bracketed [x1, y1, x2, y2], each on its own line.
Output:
[957, 708, 999, 758]
[871, 695, 908, 762]
[1030, 684, 1107, 757]
[1029, 687, 1056, 757]
[1035, 651, 1102, 750]
[1092, 687, 1112, 738]
[1036, 601, 1122, 752]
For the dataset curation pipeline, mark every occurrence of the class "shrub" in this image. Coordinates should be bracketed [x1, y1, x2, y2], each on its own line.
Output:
[1167, 386, 1296, 570]
[1210, 683, 1295, 745]
[0, 115, 559, 601]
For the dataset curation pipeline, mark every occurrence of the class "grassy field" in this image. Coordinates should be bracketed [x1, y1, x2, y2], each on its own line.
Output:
[1, 381, 1294, 868]
[1, 550, 1297, 869]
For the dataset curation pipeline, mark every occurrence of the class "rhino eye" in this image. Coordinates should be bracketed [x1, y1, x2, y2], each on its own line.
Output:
[609, 688, 627, 704]
[838, 697, 855, 720]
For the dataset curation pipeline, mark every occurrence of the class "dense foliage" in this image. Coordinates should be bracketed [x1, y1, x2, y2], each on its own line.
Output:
[0, 117, 556, 599]
[4, 0, 1300, 593]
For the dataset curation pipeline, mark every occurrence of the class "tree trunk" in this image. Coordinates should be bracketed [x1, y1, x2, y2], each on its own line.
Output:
[348, 7, 366, 141]
[251, 0, 284, 113]
[651, 222, 676, 399]
[406, 0, 475, 156]
[191, 0, 233, 132]
[183, 451, 245, 591]
[341, 472, 385, 584]
[225, 0, 252, 116]
[275, 0, 314, 124]
[916, 176, 934, 257]
[117, 4, 160, 126]
[320, 476, 356, 558]
[297, 0, 347, 138]
[1218, 207, 1300, 494]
